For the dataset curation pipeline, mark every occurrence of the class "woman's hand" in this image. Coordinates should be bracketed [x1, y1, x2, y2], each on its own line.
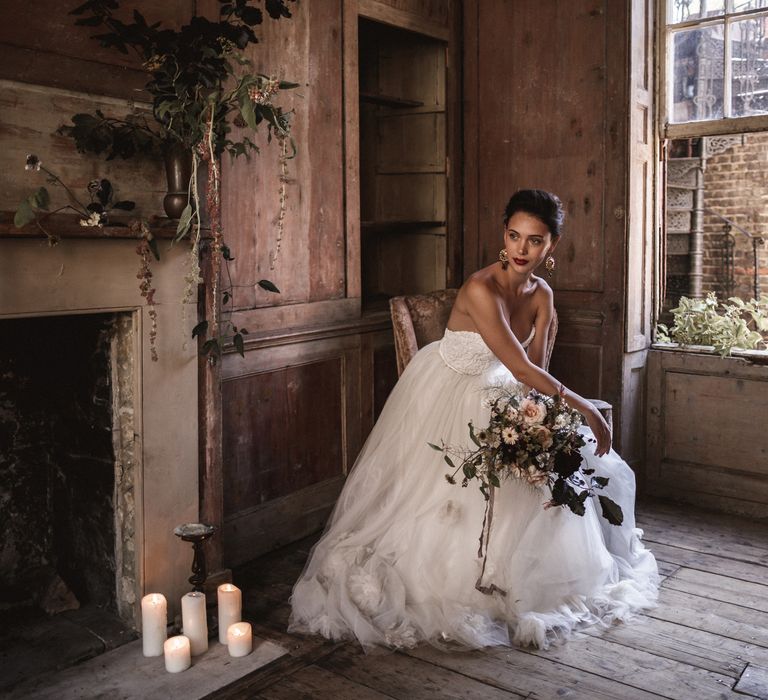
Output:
[584, 405, 612, 457]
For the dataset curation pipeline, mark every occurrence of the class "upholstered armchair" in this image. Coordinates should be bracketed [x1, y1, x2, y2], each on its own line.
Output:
[389, 289, 612, 432]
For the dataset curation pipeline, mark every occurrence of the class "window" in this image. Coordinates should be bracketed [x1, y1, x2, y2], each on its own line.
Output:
[659, 2, 768, 325]
[662, 1, 768, 135]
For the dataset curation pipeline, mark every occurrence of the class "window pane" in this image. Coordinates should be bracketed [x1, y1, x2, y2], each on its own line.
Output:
[668, 0, 725, 25]
[671, 25, 725, 122]
[732, 0, 768, 12]
[731, 16, 768, 116]
[663, 133, 767, 315]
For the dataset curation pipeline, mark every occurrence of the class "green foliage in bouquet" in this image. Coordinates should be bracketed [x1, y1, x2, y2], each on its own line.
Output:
[656, 293, 768, 357]
[431, 386, 624, 527]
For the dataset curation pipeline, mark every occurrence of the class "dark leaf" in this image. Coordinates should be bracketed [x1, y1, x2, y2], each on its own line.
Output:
[201, 338, 221, 358]
[427, 442, 443, 452]
[238, 96, 258, 131]
[87, 202, 105, 213]
[257, 279, 280, 293]
[97, 178, 112, 205]
[238, 6, 263, 24]
[591, 475, 610, 488]
[192, 320, 209, 339]
[148, 237, 160, 261]
[30, 187, 50, 210]
[222, 291, 231, 305]
[233, 332, 245, 357]
[265, 0, 292, 19]
[112, 200, 136, 210]
[444, 455, 456, 469]
[488, 472, 501, 488]
[221, 244, 234, 260]
[570, 489, 588, 516]
[552, 478, 577, 507]
[598, 495, 624, 526]
[14, 200, 35, 228]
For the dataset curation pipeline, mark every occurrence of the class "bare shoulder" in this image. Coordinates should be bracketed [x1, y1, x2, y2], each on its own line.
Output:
[531, 275, 554, 305]
[460, 267, 499, 306]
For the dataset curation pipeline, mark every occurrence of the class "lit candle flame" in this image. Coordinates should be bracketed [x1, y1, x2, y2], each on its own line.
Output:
[172, 638, 186, 650]
[221, 584, 236, 592]
[233, 628, 244, 637]
[150, 594, 163, 605]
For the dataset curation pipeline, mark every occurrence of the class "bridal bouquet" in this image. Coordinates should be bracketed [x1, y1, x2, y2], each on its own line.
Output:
[430, 386, 624, 527]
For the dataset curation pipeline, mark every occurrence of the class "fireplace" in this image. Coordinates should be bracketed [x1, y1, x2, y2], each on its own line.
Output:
[0, 238, 199, 628]
[0, 313, 138, 620]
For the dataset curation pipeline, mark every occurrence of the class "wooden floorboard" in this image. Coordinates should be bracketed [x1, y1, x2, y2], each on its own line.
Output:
[219, 498, 768, 700]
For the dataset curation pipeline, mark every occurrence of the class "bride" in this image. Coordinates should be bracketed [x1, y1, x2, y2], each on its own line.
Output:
[289, 189, 659, 650]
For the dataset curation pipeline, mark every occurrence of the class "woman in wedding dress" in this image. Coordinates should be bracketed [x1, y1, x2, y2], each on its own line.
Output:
[289, 189, 659, 650]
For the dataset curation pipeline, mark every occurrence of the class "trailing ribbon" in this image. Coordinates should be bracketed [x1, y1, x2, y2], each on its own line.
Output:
[474, 486, 507, 597]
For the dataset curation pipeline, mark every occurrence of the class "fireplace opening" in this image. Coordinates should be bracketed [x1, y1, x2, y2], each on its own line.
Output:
[0, 313, 138, 690]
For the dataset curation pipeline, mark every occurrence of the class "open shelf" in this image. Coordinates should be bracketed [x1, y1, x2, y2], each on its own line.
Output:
[359, 92, 424, 109]
[359, 17, 448, 307]
[361, 219, 446, 231]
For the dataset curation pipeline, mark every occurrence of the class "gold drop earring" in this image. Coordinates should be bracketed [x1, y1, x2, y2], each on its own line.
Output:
[545, 255, 556, 277]
[499, 248, 509, 270]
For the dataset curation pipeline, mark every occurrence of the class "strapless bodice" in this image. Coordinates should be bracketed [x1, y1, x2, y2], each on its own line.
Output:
[438, 328, 534, 375]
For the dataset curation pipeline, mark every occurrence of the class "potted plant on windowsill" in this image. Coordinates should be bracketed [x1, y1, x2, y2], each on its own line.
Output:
[655, 293, 768, 362]
[54, 0, 298, 359]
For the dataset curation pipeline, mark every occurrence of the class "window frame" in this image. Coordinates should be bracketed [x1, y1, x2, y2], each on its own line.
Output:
[659, 0, 768, 139]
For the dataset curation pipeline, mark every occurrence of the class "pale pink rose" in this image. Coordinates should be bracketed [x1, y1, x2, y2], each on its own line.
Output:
[520, 397, 546, 426]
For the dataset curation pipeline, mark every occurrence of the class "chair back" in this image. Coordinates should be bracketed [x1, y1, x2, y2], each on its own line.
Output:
[390, 289, 559, 375]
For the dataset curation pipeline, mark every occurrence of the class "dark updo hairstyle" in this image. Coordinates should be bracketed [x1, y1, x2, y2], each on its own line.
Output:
[503, 189, 565, 238]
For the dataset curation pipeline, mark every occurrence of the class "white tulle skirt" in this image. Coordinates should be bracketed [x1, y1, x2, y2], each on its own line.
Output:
[288, 339, 659, 650]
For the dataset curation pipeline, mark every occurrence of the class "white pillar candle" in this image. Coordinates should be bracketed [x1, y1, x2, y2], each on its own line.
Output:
[141, 593, 168, 657]
[227, 622, 252, 657]
[163, 635, 191, 673]
[181, 591, 208, 656]
[217, 584, 242, 644]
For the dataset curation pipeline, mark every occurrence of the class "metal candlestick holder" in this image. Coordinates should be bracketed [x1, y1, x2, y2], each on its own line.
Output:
[174, 523, 216, 592]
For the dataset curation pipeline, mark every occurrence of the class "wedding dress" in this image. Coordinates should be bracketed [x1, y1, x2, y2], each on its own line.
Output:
[288, 328, 660, 650]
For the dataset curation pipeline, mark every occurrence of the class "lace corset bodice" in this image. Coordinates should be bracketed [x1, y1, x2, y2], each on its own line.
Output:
[438, 328, 534, 375]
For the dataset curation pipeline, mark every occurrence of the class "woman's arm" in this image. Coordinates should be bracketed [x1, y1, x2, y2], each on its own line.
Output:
[526, 282, 553, 369]
[462, 279, 612, 456]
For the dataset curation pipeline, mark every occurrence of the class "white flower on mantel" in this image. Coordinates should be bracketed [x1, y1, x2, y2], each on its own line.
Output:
[79, 212, 104, 227]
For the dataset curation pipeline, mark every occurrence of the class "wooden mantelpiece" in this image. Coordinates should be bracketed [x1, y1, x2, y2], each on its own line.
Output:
[0, 212, 183, 240]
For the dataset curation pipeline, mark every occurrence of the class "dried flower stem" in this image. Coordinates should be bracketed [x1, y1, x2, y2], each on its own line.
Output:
[270, 134, 289, 271]
[204, 103, 223, 334]
[183, 152, 203, 311]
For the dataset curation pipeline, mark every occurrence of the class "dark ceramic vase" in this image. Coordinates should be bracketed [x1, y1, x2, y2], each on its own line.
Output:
[163, 143, 193, 219]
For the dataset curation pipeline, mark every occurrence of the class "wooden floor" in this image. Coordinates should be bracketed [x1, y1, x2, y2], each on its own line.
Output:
[211, 498, 768, 700]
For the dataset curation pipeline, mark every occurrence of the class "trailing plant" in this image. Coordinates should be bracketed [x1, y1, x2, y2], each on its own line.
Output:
[15, 154, 135, 245]
[58, 0, 297, 361]
[656, 292, 768, 357]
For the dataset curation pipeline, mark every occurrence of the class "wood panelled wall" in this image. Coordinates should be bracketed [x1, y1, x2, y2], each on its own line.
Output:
[218, 0, 459, 566]
[647, 350, 768, 517]
[463, 0, 654, 464]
